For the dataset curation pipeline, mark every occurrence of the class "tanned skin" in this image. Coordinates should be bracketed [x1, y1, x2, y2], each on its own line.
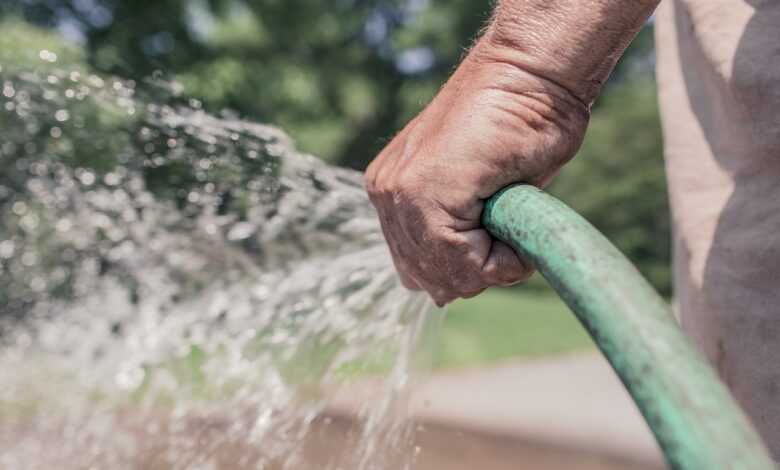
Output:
[366, 0, 661, 306]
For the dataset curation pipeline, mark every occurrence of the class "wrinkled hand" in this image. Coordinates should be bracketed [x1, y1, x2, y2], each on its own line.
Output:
[366, 42, 590, 306]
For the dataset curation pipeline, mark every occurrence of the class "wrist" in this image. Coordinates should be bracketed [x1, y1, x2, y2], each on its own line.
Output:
[433, 52, 590, 190]
[463, 39, 591, 122]
[476, 0, 660, 105]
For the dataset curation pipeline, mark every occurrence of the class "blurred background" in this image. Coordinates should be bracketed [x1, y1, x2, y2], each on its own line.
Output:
[0, 0, 668, 369]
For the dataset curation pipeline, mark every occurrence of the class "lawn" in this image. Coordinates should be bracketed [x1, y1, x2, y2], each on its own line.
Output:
[434, 285, 595, 370]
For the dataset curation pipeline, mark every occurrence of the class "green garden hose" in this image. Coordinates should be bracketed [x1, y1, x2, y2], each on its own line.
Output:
[482, 184, 775, 470]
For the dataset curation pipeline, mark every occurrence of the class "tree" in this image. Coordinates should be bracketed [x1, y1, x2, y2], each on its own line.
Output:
[0, 6, 671, 293]
[550, 76, 670, 295]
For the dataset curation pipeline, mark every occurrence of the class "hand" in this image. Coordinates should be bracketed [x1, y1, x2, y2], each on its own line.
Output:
[365, 42, 590, 306]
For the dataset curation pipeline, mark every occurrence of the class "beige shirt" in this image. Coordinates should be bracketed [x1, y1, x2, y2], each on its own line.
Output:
[656, 0, 780, 459]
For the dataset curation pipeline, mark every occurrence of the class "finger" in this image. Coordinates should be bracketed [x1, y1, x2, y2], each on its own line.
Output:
[482, 240, 535, 286]
[375, 209, 423, 291]
[394, 249, 459, 307]
[397, 227, 492, 302]
[442, 229, 493, 294]
[385, 233, 423, 291]
[371, 183, 426, 293]
[397, 266, 423, 291]
[460, 287, 487, 300]
[369, 124, 418, 187]
[388, 197, 464, 301]
[411, 263, 460, 307]
[365, 135, 409, 202]
[429, 287, 457, 308]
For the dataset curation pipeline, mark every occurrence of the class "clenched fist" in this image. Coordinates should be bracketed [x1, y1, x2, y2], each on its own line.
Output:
[366, 0, 657, 305]
[366, 40, 589, 306]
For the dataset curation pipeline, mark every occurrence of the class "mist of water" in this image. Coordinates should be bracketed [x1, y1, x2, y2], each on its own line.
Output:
[0, 51, 437, 469]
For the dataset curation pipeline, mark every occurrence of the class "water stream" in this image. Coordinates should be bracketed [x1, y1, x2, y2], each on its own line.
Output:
[0, 53, 437, 469]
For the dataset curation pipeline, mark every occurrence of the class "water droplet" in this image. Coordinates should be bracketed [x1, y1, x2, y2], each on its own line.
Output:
[54, 109, 70, 122]
[115, 365, 146, 390]
[11, 201, 27, 215]
[38, 50, 58, 62]
[227, 222, 255, 241]
[0, 240, 15, 259]
[2, 83, 15, 98]
[30, 276, 47, 292]
[20, 214, 39, 231]
[79, 171, 95, 186]
[104, 173, 120, 186]
[21, 251, 37, 266]
[88, 75, 104, 88]
[56, 218, 73, 232]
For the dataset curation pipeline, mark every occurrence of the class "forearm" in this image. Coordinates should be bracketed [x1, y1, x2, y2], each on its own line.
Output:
[475, 0, 661, 106]
[367, 3, 660, 304]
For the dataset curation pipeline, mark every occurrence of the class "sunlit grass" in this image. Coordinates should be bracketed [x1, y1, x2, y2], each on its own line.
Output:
[435, 286, 595, 369]
[338, 285, 597, 374]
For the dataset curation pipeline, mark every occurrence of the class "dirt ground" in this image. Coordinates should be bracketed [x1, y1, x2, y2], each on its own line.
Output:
[0, 411, 663, 470]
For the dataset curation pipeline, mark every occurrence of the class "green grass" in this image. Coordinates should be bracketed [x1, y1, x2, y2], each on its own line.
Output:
[434, 286, 595, 369]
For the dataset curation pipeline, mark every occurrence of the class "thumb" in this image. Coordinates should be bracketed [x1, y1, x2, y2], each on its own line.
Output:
[482, 239, 535, 286]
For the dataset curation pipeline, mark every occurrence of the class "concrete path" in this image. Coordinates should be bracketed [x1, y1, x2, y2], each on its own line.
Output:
[329, 352, 666, 468]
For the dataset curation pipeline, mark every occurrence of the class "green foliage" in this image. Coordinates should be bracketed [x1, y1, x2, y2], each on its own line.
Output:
[0, 0, 490, 167]
[0, 6, 672, 293]
[0, 21, 84, 70]
[439, 288, 594, 369]
[549, 77, 671, 294]
[0, 22, 294, 318]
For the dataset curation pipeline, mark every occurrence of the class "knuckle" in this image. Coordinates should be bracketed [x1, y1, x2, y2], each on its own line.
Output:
[461, 288, 486, 300]
[441, 233, 473, 257]
[449, 236, 472, 252]
[482, 259, 500, 277]
[366, 179, 396, 209]
[391, 172, 425, 203]
[394, 170, 420, 190]
[500, 266, 534, 286]
[364, 172, 377, 195]
[365, 157, 380, 184]
[367, 187, 382, 207]
[364, 177, 382, 206]
[450, 272, 487, 297]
